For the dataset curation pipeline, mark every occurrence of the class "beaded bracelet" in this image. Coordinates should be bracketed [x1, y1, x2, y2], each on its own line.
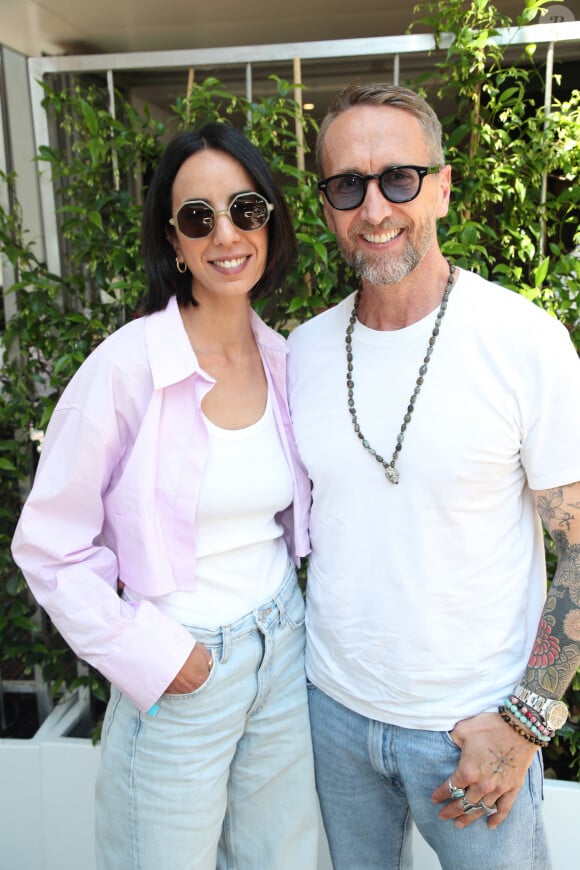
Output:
[498, 706, 550, 748]
[504, 696, 556, 740]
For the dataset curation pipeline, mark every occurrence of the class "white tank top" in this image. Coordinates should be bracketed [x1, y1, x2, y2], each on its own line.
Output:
[148, 392, 293, 628]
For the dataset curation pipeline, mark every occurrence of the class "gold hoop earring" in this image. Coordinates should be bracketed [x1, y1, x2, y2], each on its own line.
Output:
[176, 258, 187, 274]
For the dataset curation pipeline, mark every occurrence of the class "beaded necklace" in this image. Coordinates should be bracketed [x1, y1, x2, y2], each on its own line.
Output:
[345, 260, 456, 485]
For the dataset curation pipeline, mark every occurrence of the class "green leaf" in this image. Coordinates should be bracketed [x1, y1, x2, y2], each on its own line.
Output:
[533, 257, 550, 288]
[88, 211, 104, 230]
[287, 297, 307, 313]
[80, 98, 99, 137]
[460, 225, 479, 245]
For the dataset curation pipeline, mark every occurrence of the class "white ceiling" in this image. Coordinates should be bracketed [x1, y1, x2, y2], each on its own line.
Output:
[2, 0, 576, 58]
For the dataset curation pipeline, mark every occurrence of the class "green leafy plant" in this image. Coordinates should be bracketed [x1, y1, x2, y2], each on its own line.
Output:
[411, 0, 580, 347]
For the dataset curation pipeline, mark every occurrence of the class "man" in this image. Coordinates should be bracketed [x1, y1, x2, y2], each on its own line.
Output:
[287, 82, 580, 869]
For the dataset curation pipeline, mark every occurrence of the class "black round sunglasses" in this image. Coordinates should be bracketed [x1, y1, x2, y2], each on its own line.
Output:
[318, 165, 442, 211]
[170, 192, 274, 239]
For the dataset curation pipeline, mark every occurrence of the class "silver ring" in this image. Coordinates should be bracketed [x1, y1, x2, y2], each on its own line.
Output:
[448, 779, 465, 800]
[478, 799, 498, 817]
[460, 797, 480, 815]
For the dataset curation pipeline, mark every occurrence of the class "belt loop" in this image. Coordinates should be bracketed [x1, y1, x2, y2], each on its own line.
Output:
[274, 593, 286, 627]
[221, 625, 231, 663]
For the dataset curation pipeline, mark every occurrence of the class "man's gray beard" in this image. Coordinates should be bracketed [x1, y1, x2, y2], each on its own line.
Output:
[349, 245, 420, 285]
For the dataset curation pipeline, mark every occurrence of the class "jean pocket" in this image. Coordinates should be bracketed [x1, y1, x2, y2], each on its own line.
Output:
[441, 729, 462, 750]
[161, 653, 219, 704]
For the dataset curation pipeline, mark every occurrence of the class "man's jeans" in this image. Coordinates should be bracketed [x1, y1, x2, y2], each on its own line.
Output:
[95, 568, 319, 869]
[309, 684, 549, 870]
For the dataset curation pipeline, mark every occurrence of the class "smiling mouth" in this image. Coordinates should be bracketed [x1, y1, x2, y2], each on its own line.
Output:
[361, 228, 403, 244]
[211, 255, 249, 269]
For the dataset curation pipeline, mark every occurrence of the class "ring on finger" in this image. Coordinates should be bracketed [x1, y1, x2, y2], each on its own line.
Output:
[478, 799, 498, 817]
[448, 779, 466, 800]
[460, 797, 481, 815]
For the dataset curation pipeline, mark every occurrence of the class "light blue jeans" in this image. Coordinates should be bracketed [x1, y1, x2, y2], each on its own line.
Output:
[309, 684, 550, 870]
[95, 568, 319, 870]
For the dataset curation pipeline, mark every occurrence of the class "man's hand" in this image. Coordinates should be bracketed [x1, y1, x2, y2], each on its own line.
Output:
[164, 643, 214, 695]
[432, 712, 538, 829]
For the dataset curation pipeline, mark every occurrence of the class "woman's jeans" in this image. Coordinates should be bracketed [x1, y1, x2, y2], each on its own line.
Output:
[309, 684, 550, 870]
[96, 568, 319, 869]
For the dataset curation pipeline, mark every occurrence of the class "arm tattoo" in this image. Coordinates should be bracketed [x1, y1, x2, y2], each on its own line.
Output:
[536, 489, 580, 533]
[526, 485, 580, 697]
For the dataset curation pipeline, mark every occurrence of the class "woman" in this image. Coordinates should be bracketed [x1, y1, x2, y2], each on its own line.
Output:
[11, 123, 319, 869]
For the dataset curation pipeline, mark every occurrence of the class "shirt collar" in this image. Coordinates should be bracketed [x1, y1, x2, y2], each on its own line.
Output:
[145, 296, 287, 390]
[145, 296, 206, 389]
[249, 307, 288, 357]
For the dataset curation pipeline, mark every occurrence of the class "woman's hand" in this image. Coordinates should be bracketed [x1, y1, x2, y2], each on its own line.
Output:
[164, 643, 214, 694]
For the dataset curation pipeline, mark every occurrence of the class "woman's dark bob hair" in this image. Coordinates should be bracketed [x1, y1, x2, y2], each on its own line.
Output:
[140, 122, 297, 313]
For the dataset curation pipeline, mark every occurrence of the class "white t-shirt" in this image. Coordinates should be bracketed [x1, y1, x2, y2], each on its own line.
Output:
[287, 269, 580, 730]
[128, 394, 293, 629]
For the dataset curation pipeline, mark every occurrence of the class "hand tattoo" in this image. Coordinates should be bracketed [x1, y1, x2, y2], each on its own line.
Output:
[487, 746, 518, 777]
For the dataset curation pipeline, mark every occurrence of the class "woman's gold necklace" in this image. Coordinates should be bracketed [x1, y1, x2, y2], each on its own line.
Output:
[345, 260, 456, 485]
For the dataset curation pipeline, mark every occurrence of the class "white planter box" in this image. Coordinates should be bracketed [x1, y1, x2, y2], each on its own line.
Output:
[0, 692, 100, 870]
[1, 694, 578, 870]
[0, 736, 101, 870]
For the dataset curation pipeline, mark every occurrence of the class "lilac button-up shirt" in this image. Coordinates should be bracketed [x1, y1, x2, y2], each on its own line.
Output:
[12, 297, 311, 712]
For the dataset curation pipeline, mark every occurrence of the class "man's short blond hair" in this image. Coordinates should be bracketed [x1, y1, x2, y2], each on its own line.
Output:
[316, 82, 445, 175]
